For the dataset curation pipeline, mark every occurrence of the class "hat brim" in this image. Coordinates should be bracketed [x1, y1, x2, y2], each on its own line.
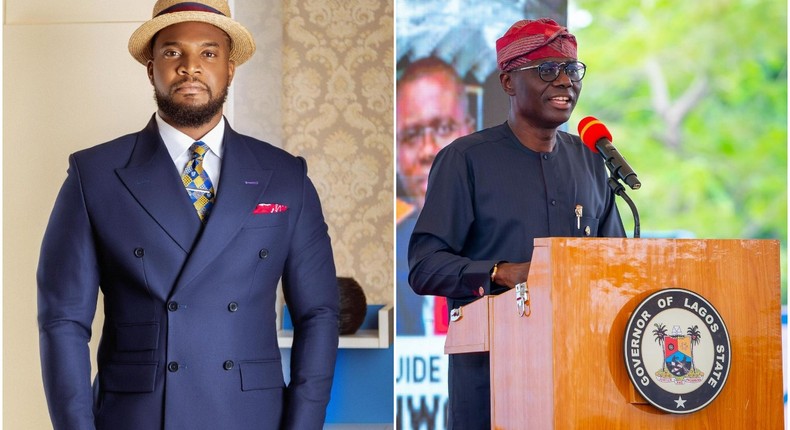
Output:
[128, 11, 255, 66]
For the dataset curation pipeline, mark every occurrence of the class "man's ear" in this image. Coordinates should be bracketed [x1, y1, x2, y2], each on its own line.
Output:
[147, 60, 155, 85]
[500, 72, 516, 96]
[227, 61, 236, 86]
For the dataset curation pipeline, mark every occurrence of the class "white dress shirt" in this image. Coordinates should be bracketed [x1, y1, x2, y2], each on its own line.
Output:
[156, 113, 225, 191]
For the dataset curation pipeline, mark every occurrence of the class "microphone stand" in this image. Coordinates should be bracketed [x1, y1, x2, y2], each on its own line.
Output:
[607, 176, 640, 238]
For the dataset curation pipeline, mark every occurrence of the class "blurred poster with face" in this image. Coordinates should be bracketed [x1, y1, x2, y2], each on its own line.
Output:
[396, 0, 567, 428]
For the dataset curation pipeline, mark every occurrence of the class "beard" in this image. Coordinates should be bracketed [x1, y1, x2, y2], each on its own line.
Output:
[154, 79, 229, 128]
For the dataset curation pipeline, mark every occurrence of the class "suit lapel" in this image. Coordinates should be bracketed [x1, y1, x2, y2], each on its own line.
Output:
[174, 125, 273, 291]
[116, 117, 203, 253]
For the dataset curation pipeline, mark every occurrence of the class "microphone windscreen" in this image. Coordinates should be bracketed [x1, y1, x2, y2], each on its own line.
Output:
[577, 116, 613, 153]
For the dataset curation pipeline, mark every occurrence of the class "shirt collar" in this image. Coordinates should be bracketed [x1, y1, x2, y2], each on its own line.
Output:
[155, 113, 226, 160]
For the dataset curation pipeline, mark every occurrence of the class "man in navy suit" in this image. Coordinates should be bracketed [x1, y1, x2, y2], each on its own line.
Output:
[409, 19, 625, 429]
[37, 1, 339, 429]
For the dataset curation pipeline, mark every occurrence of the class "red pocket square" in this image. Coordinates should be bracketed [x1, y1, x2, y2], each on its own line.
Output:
[254, 203, 288, 214]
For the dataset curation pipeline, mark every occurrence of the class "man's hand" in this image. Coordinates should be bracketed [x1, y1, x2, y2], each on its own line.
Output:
[492, 262, 531, 289]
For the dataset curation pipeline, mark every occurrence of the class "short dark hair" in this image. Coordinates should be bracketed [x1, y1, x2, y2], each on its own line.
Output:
[397, 57, 468, 113]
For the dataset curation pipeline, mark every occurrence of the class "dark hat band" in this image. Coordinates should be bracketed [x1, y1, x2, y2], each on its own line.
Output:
[156, 2, 225, 18]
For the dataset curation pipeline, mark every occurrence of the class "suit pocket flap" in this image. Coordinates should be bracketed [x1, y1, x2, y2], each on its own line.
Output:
[100, 362, 158, 393]
[116, 322, 159, 351]
[240, 360, 284, 391]
[243, 211, 289, 229]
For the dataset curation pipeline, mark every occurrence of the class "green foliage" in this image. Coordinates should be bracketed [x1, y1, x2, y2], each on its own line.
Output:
[570, 0, 788, 302]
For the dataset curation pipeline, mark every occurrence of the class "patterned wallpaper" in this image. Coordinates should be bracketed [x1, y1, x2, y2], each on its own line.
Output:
[281, 0, 394, 305]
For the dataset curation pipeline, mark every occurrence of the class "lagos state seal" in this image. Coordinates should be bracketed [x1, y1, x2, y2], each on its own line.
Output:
[623, 288, 731, 414]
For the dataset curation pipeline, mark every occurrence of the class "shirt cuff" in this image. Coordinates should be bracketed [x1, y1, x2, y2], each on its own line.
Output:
[462, 259, 500, 297]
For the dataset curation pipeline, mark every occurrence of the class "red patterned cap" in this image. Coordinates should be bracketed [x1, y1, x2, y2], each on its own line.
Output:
[496, 18, 577, 72]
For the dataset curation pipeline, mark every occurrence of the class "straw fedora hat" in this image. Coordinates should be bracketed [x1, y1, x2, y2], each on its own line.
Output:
[128, 0, 256, 66]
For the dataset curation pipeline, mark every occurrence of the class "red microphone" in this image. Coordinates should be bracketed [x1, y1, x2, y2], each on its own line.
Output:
[578, 116, 641, 190]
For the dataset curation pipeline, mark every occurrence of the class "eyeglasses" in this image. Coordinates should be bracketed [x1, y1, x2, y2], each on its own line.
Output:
[398, 119, 467, 147]
[511, 61, 587, 82]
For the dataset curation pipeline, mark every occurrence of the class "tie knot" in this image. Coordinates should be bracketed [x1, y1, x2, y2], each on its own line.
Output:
[191, 141, 209, 158]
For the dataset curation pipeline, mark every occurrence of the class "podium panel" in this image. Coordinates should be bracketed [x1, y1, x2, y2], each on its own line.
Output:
[447, 238, 783, 429]
[444, 296, 491, 354]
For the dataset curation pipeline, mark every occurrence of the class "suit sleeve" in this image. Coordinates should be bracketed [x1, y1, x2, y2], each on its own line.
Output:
[408, 147, 498, 300]
[280, 157, 339, 429]
[37, 154, 99, 430]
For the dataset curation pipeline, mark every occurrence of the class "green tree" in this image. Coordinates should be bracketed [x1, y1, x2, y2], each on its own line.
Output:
[571, 0, 787, 301]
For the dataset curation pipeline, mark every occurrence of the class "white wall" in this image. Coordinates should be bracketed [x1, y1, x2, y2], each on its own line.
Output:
[4, 11, 155, 430]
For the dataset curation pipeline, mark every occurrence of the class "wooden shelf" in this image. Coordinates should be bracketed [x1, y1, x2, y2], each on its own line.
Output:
[278, 303, 392, 349]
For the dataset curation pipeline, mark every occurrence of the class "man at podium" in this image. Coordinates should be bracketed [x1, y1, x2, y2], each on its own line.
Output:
[408, 18, 626, 429]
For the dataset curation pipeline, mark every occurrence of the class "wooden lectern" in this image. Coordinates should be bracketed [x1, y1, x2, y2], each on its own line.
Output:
[445, 238, 783, 429]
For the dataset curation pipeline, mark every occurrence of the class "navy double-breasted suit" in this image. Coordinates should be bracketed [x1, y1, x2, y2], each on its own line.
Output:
[37, 117, 339, 430]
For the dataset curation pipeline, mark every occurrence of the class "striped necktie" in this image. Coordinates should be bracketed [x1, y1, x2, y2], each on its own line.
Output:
[181, 141, 216, 223]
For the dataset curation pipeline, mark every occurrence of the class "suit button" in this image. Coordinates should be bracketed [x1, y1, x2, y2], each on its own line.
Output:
[167, 362, 179, 372]
[167, 301, 179, 312]
[133, 248, 145, 258]
[259, 249, 269, 259]
[228, 302, 239, 312]
[223, 360, 234, 370]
